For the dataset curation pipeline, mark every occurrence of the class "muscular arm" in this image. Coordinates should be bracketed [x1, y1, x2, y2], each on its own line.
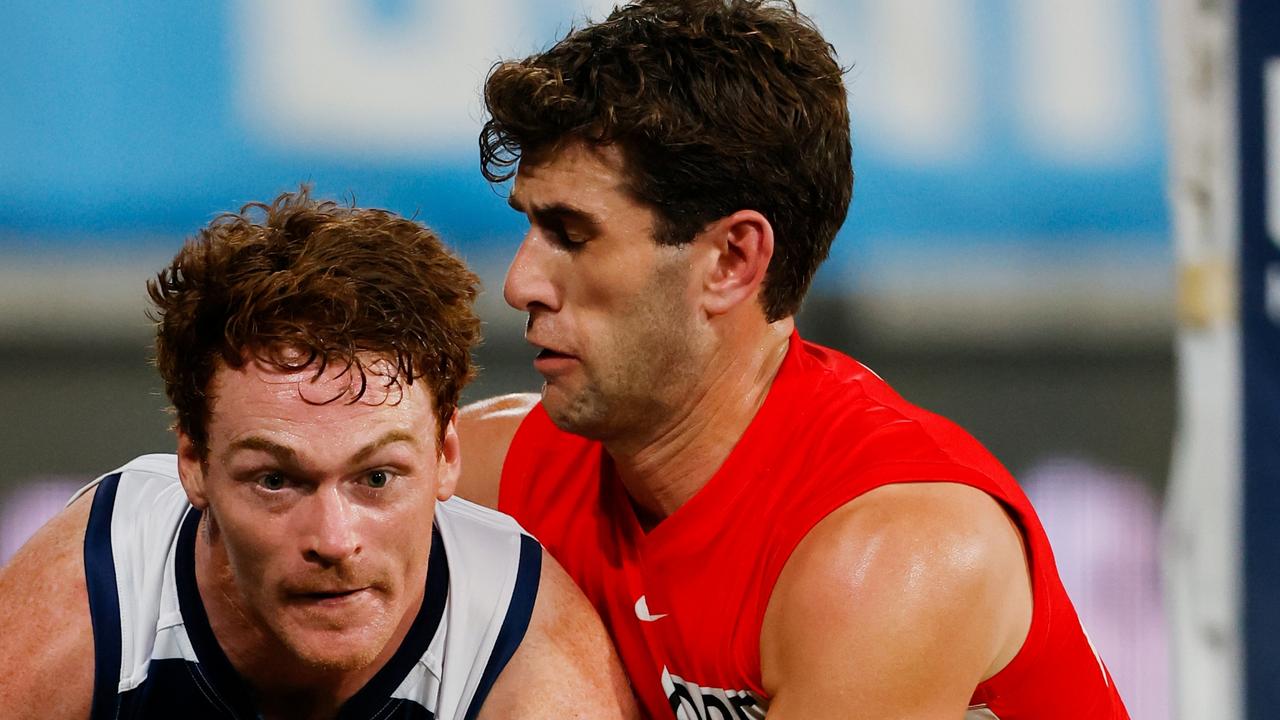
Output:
[454, 394, 539, 508]
[760, 482, 1033, 720]
[478, 549, 640, 719]
[0, 487, 98, 719]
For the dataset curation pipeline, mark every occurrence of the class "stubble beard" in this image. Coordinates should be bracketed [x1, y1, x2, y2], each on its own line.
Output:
[202, 487, 428, 685]
[249, 581, 398, 675]
[544, 263, 702, 444]
[286, 621, 390, 672]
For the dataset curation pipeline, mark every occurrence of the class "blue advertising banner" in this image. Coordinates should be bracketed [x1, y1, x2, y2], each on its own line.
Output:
[2, 0, 1169, 278]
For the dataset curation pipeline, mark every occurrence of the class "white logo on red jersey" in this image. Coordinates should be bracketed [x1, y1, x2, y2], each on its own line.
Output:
[661, 667, 766, 720]
[659, 666, 1005, 720]
[634, 595, 668, 622]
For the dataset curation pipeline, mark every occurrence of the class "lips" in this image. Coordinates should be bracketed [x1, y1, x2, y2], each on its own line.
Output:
[531, 343, 580, 377]
[302, 588, 363, 599]
[527, 333, 574, 357]
[286, 585, 371, 603]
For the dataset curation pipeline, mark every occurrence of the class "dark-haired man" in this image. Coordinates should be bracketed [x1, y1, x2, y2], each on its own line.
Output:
[0, 191, 638, 719]
[458, 1, 1131, 718]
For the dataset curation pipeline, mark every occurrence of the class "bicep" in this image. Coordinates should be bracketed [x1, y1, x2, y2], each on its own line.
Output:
[760, 483, 1030, 720]
[0, 487, 98, 719]
[477, 549, 639, 720]
[455, 394, 539, 508]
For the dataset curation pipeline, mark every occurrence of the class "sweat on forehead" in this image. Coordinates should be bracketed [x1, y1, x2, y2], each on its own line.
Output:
[215, 350, 413, 408]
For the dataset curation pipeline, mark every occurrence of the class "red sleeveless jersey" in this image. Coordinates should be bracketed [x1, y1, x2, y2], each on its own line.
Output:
[499, 333, 1129, 720]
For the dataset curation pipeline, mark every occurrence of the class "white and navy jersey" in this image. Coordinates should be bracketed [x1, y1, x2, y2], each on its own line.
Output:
[77, 454, 541, 720]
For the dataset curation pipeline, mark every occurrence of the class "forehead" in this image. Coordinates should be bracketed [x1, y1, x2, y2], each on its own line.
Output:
[510, 142, 638, 213]
[206, 355, 437, 435]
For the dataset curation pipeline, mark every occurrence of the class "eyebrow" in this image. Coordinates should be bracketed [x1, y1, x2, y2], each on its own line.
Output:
[349, 430, 420, 464]
[224, 436, 297, 466]
[223, 430, 421, 467]
[507, 195, 602, 232]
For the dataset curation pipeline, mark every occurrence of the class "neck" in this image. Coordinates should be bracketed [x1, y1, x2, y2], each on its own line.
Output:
[607, 317, 793, 526]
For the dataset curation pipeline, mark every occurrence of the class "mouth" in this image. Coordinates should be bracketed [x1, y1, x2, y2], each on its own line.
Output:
[290, 587, 371, 607]
[532, 344, 579, 376]
[535, 347, 574, 361]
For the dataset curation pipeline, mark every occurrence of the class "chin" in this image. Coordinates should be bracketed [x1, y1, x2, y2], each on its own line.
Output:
[285, 629, 387, 672]
[273, 606, 396, 673]
[542, 386, 610, 438]
[550, 399, 654, 446]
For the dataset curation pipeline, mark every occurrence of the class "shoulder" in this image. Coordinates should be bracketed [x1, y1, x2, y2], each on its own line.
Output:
[0, 484, 98, 720]
[458, 393, 540, 436]
[455, 394, 541, 507]
[0, 455, 190, 720]
[435, 495, 539, 581]
[478, 549, 638, 719]
[436, 493, 528, 534]
[759, 482, 1032, 717]
[436, 496, 545, 647]
[431, 498, 637, 718]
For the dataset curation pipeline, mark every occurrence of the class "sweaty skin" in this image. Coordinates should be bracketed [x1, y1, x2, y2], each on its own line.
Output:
[0, 357, 638, 720]
[178, 358, 448, 701]
[501, 141, 792, 522]
[457, 140, 1034, 719]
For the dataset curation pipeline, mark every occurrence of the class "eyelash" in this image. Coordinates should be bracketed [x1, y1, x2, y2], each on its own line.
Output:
[545, 223, 584, 250]
[253, 469, 396, 492]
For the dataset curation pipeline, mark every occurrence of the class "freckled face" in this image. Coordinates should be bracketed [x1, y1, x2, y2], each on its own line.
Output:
[182, 358, 458, 672]
[503, 142, 703, 440]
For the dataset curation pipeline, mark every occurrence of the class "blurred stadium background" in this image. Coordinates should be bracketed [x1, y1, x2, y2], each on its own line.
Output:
[5, 0, 1265, 717]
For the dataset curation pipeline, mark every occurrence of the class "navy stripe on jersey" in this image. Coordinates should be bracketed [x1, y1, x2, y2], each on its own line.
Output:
[84, 472, 123, 720]
[118, 659, 438, 719]
[119, 659, 253, 720]
[174, 507, 257, 716]
[339, 526, 448, 719]
[463, 534, 542, 720]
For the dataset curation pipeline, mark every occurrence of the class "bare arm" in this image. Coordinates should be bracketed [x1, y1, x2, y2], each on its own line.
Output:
[0, 487, 98, 719]
[478, 549, 640, 719]
[454, 393, 540, 508]
[759, 482, 1033, 720]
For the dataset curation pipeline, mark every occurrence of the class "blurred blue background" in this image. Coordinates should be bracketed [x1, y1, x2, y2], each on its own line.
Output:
[1, 0, 1168, 258]
[1, 0, 1175, 350]
[0, 2, 1175, 716]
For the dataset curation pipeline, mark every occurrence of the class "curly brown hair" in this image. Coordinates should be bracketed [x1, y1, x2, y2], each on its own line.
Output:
[480, 0, 852, 321]
[147, 188, 482, 455]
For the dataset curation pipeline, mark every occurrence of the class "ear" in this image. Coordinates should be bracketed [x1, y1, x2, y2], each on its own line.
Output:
[176, 432, 210, 510]
[699, 209, 774, 317]
[436, 413, 461, 502]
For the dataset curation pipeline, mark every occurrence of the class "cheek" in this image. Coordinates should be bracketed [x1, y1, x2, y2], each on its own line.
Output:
[576, 255, 648, 315]
[213, 506, 289, 591]
[381, 500, 437, 579]
[614, 296, 674, 351]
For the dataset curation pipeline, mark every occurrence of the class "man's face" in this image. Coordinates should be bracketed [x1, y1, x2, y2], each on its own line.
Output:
[504, 141, 704, 440]
[178, 356, 458, 672]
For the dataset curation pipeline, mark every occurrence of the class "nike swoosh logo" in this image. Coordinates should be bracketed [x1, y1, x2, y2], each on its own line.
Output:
[634, 595, 668, 622]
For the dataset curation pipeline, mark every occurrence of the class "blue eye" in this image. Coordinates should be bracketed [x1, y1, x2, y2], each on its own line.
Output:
[366, 470, 390, 488]
[259, 472, 286, 491]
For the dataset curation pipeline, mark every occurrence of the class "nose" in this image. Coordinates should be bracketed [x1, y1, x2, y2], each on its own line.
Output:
[503, 230, 559, 314]
[301, 486, 360, 566]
